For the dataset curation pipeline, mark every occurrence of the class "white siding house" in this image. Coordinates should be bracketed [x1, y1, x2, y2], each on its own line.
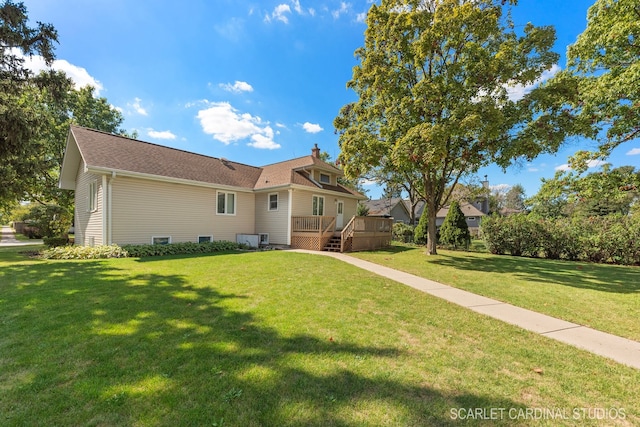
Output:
[59, 126, 366, 249]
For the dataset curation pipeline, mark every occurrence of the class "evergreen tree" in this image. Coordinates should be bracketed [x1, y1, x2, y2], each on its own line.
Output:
[413, 207, 429, 245]
[439, 201, 470, 250]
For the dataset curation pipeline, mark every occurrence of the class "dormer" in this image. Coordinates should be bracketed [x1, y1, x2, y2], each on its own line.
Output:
[308, 144, 342, 187]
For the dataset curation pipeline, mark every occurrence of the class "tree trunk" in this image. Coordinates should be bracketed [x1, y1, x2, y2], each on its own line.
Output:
[426, 196, 438, 255]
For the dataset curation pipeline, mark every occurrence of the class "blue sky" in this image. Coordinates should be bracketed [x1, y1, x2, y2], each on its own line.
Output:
[22, 0, 640, 199]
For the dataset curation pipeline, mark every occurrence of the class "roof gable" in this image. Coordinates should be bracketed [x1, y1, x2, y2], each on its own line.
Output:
[362, 198, 410, 217]
[66, 126, 263, 189]
[437, 202, 485, 218]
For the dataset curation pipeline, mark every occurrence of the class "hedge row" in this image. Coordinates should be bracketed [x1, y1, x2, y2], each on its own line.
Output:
[481, 214, 640, 265]
[122, 241, 243, 257]
[41, 241, 244, 260]
[41, 244, 129, 260]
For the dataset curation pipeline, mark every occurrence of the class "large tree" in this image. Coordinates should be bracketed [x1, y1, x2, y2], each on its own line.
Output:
[334, 0, 573, 254]
[562, 0, 640, 168]
[1, 0, 61, 211]
[528, 165, 639, 218]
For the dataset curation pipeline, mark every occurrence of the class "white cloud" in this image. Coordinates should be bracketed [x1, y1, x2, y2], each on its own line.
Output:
[587, 159, 606, 168]
[302, 122, 323, 133]
[219, 80, 254, 93]
[266, 4, 291, 23]
[291, 0, 303, 14]
[332, 2, 350, 19]
[490, 183, 511, 193]
[506, 64, 561, 102]
[360, 178, 378, 186]
[555, 159, 605, 172]
[128, 97, 148, 116]
[248, 130, 281, 150]
[196, 101, 280, 149]
[627, 148, 640, 156]
[15, 50, 104, 95]
[356, 12, 367, 22]
[147, 129, 176, 140]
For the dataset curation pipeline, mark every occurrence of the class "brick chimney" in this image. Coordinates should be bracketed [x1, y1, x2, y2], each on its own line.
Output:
[311, 143, 320, 158]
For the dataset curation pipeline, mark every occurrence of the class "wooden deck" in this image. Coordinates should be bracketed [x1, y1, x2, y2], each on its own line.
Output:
[291, 216, 392, 252]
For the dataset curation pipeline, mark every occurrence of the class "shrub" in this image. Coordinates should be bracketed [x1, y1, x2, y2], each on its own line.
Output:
[41, 245, 129, 260]
[393, 222, 414, 243]
[413, 208, 429, 245]
[122, 241, 243, 257]
[438, 201, 470, 250]
[43, 236, 70, 248]
[482, 213, 640, 265]
[22, 204, 72, 239]
[481, 214, 542, 257]
[480, 214, 508, 254]
[22, 225, 43, 239]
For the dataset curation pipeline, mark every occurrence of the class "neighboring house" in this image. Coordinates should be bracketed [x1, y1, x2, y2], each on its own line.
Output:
[361, 198, 413, 224]
[59, 126, 368, 249]
[436, 203, 486, 233]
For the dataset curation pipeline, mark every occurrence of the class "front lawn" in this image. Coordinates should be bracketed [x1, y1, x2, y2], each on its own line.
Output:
[1, 247, 638, 425]
[352, 243, 640, 342]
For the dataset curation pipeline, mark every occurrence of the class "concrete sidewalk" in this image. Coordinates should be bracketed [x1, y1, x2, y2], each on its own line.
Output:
[0, 225, 43, 247]
[292, 249, 640, 370]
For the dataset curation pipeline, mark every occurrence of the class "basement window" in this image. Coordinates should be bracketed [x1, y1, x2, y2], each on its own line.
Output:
[152, 236, 171, 245]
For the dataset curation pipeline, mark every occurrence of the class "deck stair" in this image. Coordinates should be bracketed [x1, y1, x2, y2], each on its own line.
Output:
[323, 235, 342, 252]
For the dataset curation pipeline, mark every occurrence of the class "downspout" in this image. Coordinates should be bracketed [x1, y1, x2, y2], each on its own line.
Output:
[102, 175, 107, 246]
[108, 171, 116, 245]
[287, 188, 293, 245]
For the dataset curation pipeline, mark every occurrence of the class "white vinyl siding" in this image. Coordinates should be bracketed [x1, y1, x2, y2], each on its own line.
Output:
[255, 191, 289, 245]
[111, 177, 254, 245]
[74, 163, 103, 246]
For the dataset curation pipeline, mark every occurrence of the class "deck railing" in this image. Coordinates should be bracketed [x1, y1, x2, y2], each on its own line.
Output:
[291, 215, 392, 252]
[291, 216, 336, 251]
[341, 216, 393, 252]
[292, 216, 335, 233]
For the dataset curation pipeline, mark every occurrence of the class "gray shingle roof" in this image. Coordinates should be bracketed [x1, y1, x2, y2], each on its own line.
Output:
[71, 126, 263, 189]
[68, 126, 363, 197]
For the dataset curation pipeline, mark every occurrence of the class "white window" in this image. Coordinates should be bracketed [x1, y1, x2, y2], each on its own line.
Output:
[152, 236, 171, 245]
[468, 217, 476, 221]
[217, 191, 236, 215]
[259, 233, 269, 245]
[268, 193, 278, 211]
[88, 181, 97, 212]
[319, 173, 331, 184]
[312, 195, 325, 216]
[198, 235, 213, 243]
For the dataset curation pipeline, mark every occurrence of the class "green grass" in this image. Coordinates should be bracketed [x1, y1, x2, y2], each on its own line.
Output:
[352, 243, 640, 342]
[1, 247, 638, 426]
